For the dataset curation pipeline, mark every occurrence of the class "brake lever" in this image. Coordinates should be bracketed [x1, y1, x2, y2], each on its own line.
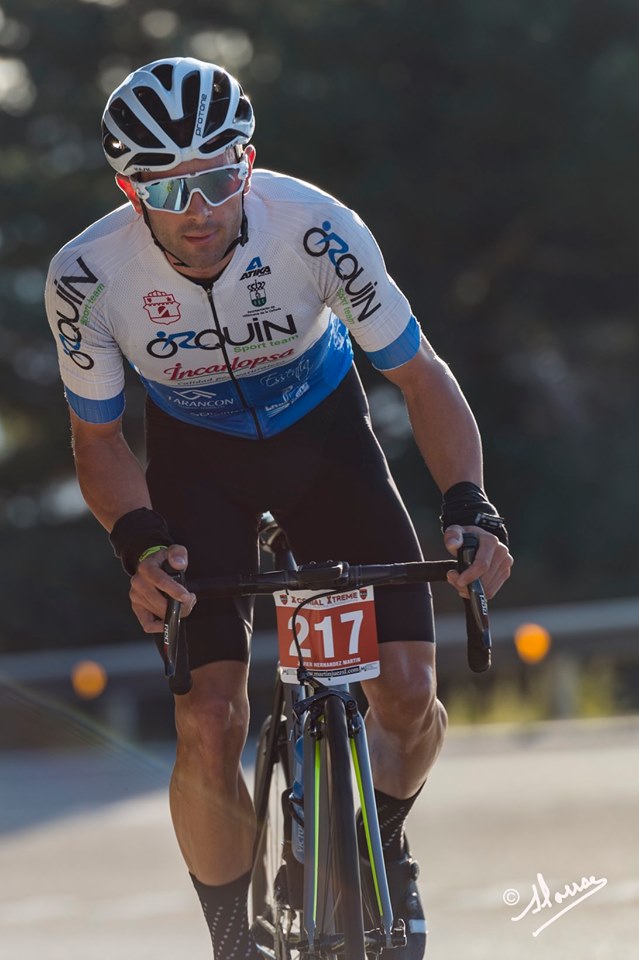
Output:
[458, 533, 492, 673]
[161, 561, 192, 695]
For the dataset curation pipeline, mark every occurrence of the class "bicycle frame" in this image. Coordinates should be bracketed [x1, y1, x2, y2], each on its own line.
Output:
[162, 512, 491, 958]
[251, 672, 403, 958]
[250, 516, 405, 958]
[297, 682, 399, 954]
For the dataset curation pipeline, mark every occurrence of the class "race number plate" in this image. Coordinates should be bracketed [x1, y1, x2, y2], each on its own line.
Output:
[275, 586, 379, 685]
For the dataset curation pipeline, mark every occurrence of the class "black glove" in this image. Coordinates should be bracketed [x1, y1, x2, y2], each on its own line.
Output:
[440, 481, 509, 547]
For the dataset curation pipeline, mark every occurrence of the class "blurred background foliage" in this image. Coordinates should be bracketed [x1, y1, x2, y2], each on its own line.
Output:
[1, 0, 638, 652]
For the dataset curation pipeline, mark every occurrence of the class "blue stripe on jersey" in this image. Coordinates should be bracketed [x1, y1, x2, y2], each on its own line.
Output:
[65, 387, 125, 423]
[139, 317, 353, 439]
[364, 316, 421, 370]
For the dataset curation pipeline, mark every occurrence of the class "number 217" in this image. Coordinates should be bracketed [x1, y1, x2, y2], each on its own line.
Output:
[288, 610, 364, 659]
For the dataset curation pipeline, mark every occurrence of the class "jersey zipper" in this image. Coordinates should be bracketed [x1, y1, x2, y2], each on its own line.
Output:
[205, 283, 264, 440]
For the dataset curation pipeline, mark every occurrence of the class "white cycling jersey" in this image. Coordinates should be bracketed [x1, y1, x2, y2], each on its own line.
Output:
[45, 169, 421, 439]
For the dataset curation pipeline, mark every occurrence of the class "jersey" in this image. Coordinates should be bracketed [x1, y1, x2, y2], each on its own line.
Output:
[45, 169, 421, 439]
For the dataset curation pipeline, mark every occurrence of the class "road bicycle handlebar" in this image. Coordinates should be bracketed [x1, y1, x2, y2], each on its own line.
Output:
[162, 532, 491, 695]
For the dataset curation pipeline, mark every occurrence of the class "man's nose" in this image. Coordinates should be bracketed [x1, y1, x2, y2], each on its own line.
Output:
[184, 189, 214, 217]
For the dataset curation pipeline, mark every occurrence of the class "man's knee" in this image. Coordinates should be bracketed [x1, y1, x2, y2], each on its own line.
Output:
[178, 694, 248, 744]
[364, 643, 444, 732]
[174, 663, 250, 762]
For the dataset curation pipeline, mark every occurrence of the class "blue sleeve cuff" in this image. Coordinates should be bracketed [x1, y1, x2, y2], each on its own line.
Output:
[65, 387, 125, 423]
[364, 316, 421, 370]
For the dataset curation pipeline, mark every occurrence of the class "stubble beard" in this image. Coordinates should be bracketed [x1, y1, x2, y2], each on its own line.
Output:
[149, 200, 243, 276]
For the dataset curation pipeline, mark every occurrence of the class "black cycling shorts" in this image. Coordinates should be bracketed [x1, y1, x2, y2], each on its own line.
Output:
[145, 366, 435, 669]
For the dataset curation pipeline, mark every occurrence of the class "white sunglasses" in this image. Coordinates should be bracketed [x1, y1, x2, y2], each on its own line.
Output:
[133, 157, 249, 213]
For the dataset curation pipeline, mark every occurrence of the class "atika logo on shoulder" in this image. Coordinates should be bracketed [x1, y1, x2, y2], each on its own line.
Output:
[143, 290, 182, 325]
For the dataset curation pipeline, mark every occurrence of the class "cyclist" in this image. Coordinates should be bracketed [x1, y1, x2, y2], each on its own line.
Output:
[45, 57, 512, 959]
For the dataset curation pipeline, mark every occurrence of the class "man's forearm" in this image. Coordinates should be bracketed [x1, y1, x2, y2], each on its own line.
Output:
[384, 337, 512, 596]
[402, 356, 484, 493]
[72, 429, 152, 531]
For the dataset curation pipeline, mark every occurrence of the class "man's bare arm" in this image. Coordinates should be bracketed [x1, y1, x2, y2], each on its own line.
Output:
[69, 409, 152, 530]
[382, 335, 512, 598]
[382, 335, 484, 493]
[69, 409, 195, 630]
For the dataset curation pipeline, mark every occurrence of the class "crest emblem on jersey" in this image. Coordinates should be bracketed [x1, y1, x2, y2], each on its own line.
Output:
[247, 280, 267, 307]
[143, 290, 182, 325]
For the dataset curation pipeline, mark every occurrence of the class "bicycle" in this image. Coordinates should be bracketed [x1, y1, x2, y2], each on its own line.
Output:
[162, 514, 491, 959]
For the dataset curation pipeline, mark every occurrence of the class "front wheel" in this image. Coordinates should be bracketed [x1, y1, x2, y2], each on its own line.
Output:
[251, 712, 294, 959]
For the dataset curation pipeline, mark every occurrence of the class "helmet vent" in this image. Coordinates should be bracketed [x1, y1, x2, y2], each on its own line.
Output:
[135, 85, 194, 149]
[150, 62, 174, 91]
[200, 130, 237, 155]
[102, 132, 130, 160]
[234, 96, 252, 125]
[109, 97, 164, 149]
[202, 69, 232, 138]
[124, 152, 176, 171]
[181, 71, 201, 117]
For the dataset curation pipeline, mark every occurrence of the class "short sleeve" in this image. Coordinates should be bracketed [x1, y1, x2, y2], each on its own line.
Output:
[45, 249, 125, 422]
[300, 203, 421, 370]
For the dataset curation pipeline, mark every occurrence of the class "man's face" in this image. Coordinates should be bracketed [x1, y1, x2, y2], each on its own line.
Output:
[125, 146, 254, 279]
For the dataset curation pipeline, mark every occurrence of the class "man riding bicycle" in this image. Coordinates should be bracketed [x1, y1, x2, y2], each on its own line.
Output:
[45, 57, 512, 959]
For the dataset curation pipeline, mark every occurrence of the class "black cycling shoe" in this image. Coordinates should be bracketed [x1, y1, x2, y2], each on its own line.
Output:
[381, 844, 427, 959]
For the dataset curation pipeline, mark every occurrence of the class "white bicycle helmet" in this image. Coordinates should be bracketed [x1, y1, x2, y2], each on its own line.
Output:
[102, 57, 255, 175]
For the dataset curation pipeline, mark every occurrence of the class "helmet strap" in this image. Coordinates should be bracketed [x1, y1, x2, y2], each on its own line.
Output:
[220, 193, 249, 259]
[140, 204, 190, 268]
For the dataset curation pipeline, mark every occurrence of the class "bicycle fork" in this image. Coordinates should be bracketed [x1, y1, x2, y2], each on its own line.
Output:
[299, 687, 405, 956]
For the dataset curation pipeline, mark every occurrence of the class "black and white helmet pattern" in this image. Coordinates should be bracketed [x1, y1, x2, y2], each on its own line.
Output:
[102, 57, 255, 174]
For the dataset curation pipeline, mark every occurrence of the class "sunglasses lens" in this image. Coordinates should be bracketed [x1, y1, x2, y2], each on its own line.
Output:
[141, 163, 247, 212]
[144, 178, 189, 212]
[196, 167, 245, 205]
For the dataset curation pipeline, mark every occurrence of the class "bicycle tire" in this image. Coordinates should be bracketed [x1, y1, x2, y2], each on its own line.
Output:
[320, 693, 367, 960]
[251, 712, 294, 959]
[252, 714, 277, 917]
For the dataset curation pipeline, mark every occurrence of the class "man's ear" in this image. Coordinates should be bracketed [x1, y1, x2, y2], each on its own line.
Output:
[115, 175, 144, 214]
[243, 144, 256, 195]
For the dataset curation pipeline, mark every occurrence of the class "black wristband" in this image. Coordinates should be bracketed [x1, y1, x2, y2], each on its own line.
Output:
[109, 507, 175, 576]
[440, 481, 509, 546]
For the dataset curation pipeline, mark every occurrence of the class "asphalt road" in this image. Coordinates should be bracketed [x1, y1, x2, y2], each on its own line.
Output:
[1, 717, 637, 959]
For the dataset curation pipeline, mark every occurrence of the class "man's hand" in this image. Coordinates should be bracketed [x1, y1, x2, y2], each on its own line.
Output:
[444, 524, 513, 599]
[129, 544, 197, 633]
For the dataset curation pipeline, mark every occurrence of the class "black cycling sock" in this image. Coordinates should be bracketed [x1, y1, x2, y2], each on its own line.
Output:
[190, 870, 260, 959]
[359, 786, 424, 862]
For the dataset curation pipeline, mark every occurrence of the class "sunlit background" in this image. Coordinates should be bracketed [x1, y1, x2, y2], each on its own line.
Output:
[1, 0, 639, 743]
[1, 6, 638, 959]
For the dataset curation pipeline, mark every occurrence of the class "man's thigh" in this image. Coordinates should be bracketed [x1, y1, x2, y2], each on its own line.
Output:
[145, 412, 261, 668]
[272, 402, 436, 646]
